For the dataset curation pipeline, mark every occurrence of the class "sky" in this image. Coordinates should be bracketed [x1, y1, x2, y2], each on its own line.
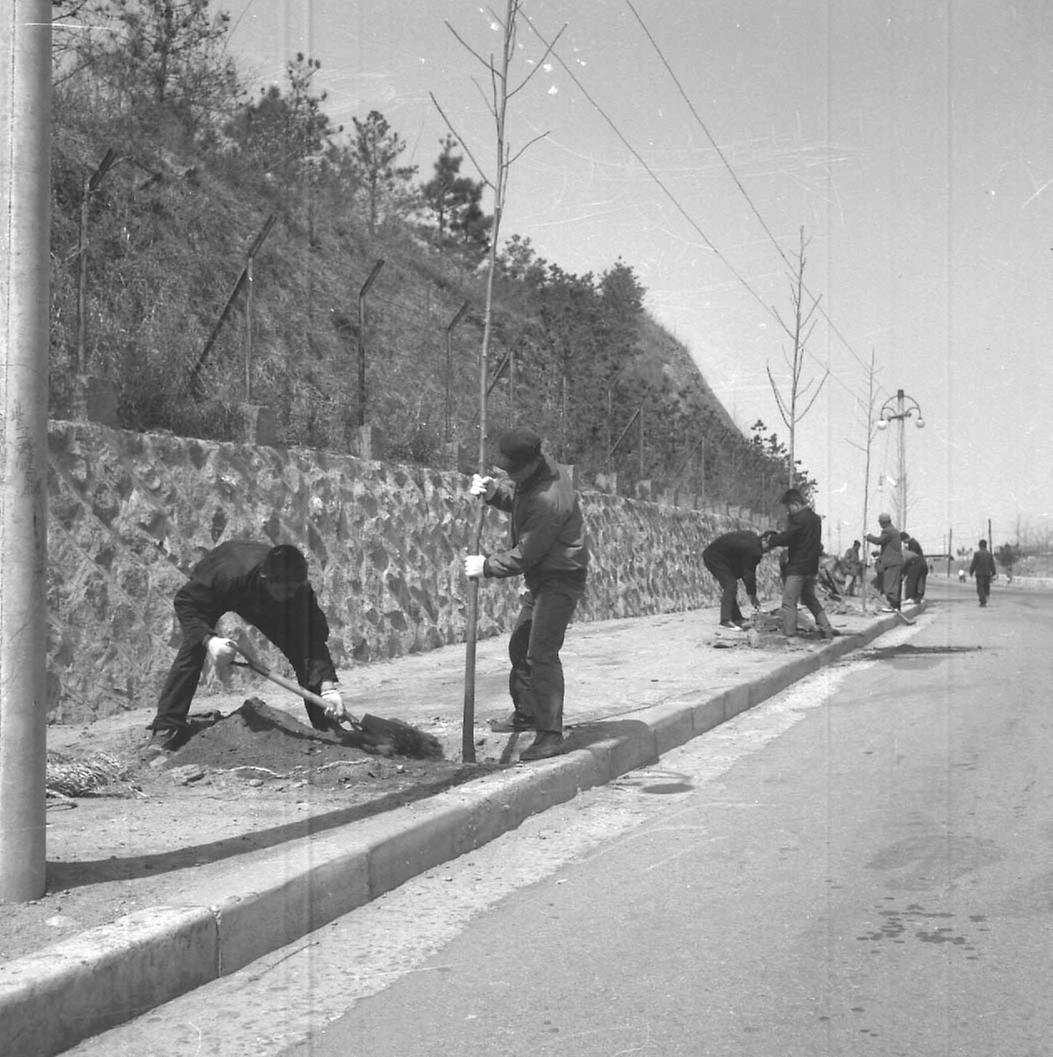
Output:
[223, 0, 1053, 555]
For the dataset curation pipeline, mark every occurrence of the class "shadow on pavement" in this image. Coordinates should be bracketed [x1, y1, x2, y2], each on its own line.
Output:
[46, 762, 502, 891]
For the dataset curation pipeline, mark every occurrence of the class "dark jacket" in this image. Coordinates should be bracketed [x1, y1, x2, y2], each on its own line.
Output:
[484, 455, 589, 583]
[969, 549, 996, 577]
[866, 524, 903, 569]
[173, 540, 336, 686]
[702, 531, 764, 597]
[770, 507, 823, 576]
[902, 536, 925, 564]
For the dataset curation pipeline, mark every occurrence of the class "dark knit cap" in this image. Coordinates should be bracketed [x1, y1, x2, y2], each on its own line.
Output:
[494, 427, 543, 473]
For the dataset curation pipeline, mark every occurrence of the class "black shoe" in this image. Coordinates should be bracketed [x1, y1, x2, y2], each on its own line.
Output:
[144, 726, 189, 755]
[490, 710, 537, 733]
[819, 628, 839, 640]
[519, 731, 565, 761]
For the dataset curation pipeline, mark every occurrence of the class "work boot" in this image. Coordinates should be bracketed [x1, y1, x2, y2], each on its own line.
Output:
[489, 710, 537, 733]
[143, 726, 189, 756]
[519, 731, 565, 761]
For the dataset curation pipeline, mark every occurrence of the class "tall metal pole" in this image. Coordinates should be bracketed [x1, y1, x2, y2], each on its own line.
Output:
[0, 0, 51, 902]
[877, 387, 924, 534]
[896, 389, 907, 530]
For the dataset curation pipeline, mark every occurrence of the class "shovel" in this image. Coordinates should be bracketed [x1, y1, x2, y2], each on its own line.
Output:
[226, 639, 443, 760]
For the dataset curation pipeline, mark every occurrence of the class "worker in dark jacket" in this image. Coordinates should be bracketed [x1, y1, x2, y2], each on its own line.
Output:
[148, 542, 345, 752]
[900, 532, 927, 604]
[866, 513, 904, 611]
[968, 539, 997, 606]
[702, 530, 770, 630]
[465, 427, 589, 761]
[766, 489, 835, 641]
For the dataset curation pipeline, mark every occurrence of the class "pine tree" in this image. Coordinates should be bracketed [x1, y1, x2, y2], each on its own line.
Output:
[348, 111, 418, 235]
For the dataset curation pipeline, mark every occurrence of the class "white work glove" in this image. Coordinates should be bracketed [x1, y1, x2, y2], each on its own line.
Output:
[206, 636, 237, 677]
[464, 554, 487, 579]
[469, 473, 497, 500]
[319, 682, 346, 720]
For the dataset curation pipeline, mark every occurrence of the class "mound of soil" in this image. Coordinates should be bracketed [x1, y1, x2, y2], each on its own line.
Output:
[162, 698, 380, 785]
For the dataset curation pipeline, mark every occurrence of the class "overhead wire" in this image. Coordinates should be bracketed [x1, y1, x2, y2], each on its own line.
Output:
[518, 9, 872, 408]
[625, 0, 885, 397]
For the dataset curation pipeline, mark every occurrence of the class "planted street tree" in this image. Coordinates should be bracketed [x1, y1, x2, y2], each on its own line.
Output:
[766, 226, 828, 489]
[434, 0, 562, 761]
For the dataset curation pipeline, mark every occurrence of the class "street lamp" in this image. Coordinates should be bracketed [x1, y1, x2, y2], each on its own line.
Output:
[876, 388, 925, 530]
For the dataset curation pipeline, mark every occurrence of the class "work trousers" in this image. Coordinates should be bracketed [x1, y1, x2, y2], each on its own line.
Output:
[872, 564, 903, 609]
[507, 574, 585, 735]
[153, 617, 328, 732]
[781, 573, 832, 637]
[975, 574, 993, 605]
[902, 558, 928, 601]
[703, 553, 745, 625]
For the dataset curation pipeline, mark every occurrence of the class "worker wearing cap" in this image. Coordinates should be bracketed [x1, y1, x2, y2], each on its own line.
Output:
[766, 488, 836, 641]
[866, 512, 904, 611]
[464, 427, 589, 761]
[147, 541, 346, 753]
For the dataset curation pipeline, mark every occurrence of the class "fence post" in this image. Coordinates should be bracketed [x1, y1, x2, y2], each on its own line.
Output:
[357, 259, 385, 427]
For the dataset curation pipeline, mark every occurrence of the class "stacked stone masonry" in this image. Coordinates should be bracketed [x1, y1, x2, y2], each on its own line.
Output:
[45, 422, 777, 723]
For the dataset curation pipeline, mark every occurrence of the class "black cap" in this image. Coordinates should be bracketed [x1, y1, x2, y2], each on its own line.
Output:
[494, 427, 543, 473]
[260, 544, 308, 584]
[779, 488, 805, 506]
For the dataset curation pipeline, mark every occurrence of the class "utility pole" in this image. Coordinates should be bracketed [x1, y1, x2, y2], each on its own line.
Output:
[1, 0, 51, 901]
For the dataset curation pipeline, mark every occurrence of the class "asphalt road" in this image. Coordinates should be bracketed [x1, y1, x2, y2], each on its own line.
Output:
[63, 580, 1053, 1057]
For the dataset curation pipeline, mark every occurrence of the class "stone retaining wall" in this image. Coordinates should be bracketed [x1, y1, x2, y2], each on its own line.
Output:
[45, 422, 778, 723]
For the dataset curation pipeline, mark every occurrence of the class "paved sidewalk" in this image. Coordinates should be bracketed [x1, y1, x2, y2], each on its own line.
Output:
[1, 598, 913, 1057]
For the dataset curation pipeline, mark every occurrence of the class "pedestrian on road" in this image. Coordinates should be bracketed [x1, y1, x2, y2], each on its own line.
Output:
[900, 532, 928, 604]
[464, 427, 589, 762]
[969, 539, 997, 607]
[701, 530, 772, 631]
[148, 542, 346, 753]
[766, 489, 835, 642]
[866, 513, 904, 611]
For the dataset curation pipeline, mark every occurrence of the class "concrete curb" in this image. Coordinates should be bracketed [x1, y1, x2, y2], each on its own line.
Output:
[0, 610, 907, 1057]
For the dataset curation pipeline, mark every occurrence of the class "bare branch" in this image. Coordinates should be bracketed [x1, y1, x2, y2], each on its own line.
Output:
[444, 20, 494, 72]
[507, 130, 551, 167]
[429, 91, 494, 188]
[509, 24, 566, 99]
[470, 74, 497, 119]
[766, 364, 791, 429]
[797, 371, 829, 419]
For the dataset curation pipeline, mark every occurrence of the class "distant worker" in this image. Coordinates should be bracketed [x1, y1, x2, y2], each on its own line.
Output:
[842, 540, 863, 596]
[900, 532, 928, 604]
[148, 542, 346, 754]
[866, 512, 904, 612]
[702, 530, 772, 631]
[464, 427, 589, 762]
[968, 539, 997, 607]
[766, 489, 836, 641]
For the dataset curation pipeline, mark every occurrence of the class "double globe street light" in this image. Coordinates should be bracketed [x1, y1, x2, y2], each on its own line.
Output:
[876, 388, 925, 531]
